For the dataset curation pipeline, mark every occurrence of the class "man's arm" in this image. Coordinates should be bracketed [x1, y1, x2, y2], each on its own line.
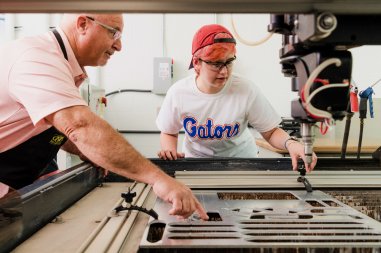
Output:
[61, 140, 80, 155]
[61, 139, 91, 162]
[46, 105, 208, 219]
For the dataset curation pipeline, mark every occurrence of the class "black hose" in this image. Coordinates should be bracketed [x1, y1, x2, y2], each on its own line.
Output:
[105, 89, 152, 97]
[117, 130, 185, 134]
[357, 97, 368, 159]
[341, 113, 353, 159]
[357, 119, 364, 159]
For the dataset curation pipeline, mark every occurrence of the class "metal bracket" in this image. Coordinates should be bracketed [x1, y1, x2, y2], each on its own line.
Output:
[297, 166, 313, 192]
[113, 188, 158, 220]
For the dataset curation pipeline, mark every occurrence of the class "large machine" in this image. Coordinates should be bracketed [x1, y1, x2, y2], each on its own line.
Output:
[268, 12, 381, 167]
[1, 1, 381, 252]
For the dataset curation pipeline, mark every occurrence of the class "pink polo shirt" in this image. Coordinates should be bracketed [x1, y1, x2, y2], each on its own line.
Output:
[0, 27, 87, 152]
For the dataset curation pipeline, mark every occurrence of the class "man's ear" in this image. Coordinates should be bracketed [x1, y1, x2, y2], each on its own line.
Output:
[76, 15, 88, 35]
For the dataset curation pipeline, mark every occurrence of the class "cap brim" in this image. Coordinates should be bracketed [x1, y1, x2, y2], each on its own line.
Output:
[188, 59, 194, 69]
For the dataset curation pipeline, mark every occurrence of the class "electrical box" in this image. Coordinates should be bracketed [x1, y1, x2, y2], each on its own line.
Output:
[152, 57, 173, 94]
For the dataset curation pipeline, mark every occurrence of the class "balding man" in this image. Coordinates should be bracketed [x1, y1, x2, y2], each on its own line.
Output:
[0, 14, 208, 220]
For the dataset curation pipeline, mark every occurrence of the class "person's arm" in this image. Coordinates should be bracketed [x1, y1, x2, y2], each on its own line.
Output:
[46, 105, 208, 219]
[61, 139, 91, 162]
[260, 127, 317, 172]
[158, 133, 184, 160]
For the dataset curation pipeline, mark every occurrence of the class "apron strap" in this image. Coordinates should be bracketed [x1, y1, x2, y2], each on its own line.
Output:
[52, 29, 68, 61]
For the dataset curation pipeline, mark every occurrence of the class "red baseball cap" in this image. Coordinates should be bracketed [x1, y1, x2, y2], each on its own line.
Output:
[189, 24, 236, 69]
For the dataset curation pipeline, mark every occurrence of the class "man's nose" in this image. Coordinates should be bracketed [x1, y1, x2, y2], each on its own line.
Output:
[113, 38, 122, 51]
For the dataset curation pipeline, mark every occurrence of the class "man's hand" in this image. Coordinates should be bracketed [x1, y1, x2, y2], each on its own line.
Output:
[152, 176, 208, 220]
[287, 141, 317, 172]
[157, 149, 185, 160]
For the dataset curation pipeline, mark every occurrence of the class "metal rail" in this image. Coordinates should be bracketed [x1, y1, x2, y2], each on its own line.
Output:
[175, 170, 381, 189]
[1, 0, 381, 14]
[77, 182, 155, 253]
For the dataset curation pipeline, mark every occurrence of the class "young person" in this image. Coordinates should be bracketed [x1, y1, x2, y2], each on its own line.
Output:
[156, 24, 317, 172]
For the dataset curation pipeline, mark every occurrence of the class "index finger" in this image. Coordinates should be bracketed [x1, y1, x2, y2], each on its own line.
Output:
[291, 154, 298, 171]
[194, 200, 209, 220]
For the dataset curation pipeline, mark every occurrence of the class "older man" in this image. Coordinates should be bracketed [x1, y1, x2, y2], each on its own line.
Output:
[0, 14, 208, 220]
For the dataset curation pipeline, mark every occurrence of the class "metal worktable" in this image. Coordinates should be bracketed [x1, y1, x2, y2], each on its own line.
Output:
[2, 157, 381, 252]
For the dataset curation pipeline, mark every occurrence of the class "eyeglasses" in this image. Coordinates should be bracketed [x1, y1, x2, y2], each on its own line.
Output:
[86, 16, 122, 41]
[199, 56, 236, 72]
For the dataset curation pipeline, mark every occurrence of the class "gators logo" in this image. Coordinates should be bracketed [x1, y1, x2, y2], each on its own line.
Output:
[49, 134, 65, 145]
[183, 117, 240, 139]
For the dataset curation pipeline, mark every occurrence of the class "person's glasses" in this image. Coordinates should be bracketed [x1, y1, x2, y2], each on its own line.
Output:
[86, 16, 122, 41]
[199, 56, 236, 72]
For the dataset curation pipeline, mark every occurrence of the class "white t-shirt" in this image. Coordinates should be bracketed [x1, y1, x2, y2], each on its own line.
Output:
[156, 73, 281, 158]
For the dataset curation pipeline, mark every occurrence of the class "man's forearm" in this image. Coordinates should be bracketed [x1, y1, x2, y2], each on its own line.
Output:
[48, 106, 165, 185]
[61, 139, 92, 162]
[61, 139, 81, 155]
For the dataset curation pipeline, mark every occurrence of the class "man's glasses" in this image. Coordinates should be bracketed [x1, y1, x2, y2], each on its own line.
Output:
[86, 16, 122, 41]
[199, 56, 236, 72]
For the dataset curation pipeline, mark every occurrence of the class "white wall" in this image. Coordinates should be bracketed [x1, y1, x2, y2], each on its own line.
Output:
[351, 46, 381, 91]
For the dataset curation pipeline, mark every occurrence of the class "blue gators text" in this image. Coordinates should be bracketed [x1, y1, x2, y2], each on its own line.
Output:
[183, 117, 240, 139]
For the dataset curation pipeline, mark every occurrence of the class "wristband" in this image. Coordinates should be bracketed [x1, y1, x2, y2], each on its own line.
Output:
[284, 137, 299, 150]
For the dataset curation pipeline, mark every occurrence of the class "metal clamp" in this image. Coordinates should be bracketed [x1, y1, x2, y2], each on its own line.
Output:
[297, 166, 313, 192]
[114, 188, 158, 220]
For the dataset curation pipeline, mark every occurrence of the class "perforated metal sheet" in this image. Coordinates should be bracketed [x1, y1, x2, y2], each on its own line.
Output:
[140, 190, 381, 250]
